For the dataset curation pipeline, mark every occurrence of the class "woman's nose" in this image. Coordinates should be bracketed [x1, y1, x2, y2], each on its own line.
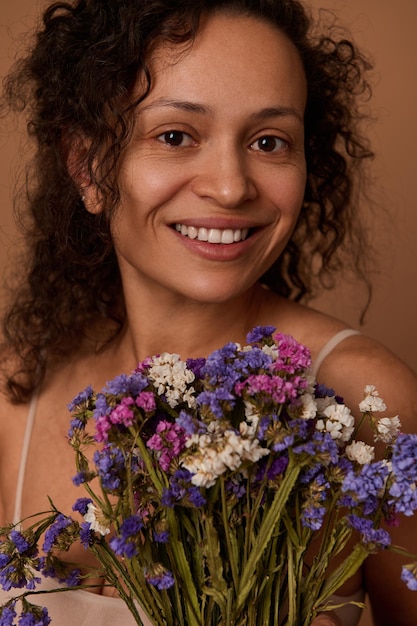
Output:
[191, 144, 258, 209]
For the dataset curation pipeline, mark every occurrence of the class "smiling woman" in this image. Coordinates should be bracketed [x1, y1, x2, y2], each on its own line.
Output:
[98, 15, 306, 308]
[0, 1, 416, 626]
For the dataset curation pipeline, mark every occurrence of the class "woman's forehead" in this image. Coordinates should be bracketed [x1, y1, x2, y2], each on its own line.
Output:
[137, 13, 307, 118]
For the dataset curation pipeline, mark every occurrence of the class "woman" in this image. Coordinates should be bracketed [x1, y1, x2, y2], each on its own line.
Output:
[0, 0, 416, 624]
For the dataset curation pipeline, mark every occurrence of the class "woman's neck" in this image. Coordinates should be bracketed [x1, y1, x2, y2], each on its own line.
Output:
[113, 282, 273, 364]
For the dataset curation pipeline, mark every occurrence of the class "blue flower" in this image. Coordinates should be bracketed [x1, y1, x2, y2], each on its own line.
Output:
[197, 388, 235, 419]
[145, 569, 175, 590]
[72, 471, 89, 486]
[302, 505, 327, 531]
[246, 326, 276, 343]
[347, 515, 391, 548]
[17, 607, 50, 626]
[401, 565, 417, 590]
[342, 461, 390, 502]
[67, 385, 93, 412]
[68, 418, 85, 437]
[9, 531, 30, 555]
[119, 516, 143, 538]
[109, 536, 138, 559]
[153, 531, 170, 543]
[93, 445, 125, 491]
[79, 522, 94, 549]
[0, 603, 16, 626]
[185, 358, 206, 379]
[162, 469, 206, 508]
[72, 498, 93, 516]
[42, 514, 73, 553]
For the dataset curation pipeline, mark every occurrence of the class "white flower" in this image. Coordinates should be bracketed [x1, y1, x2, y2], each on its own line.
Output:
[299, 393, 317, 420]
[181, 421, 269, 487]
[375, 415, 402, 443]
[261, 344, 279, 359]
[359, 385, 387, 413]
[317, 403, 355, 443]
[84, 503, 110, 536]
[148, 352, 196, 408]
[345, 440, 375, 464]
[243, 401, 260, 433]
[315, 396, 336, 413]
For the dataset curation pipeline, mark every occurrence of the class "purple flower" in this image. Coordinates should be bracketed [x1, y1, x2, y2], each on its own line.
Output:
[79, 522, 94, 549]
[109, 515, 143, 558]
[68, 418, 85, 437]
[145, 568, 175, 590]
[42, 514, 73, 553]
[186, 358, 206, 379]
[342, 461, 390, 502]
[18, 607, 51, 626]
[103, 374, 131, 395]
[72, 471, 89, 486]
[0, 603, 16, 626]
[62, 569, 81, 587]
[109, 536, 138, 559]
[93, 445, 125, 491]
[153, 530, 170, 543]
[347, 515, 391, 548]
[302, 505, 327, 531]
[72, 498, 93, 516]
[119, 516, 143, 538]
[162, 469, 206, 508]
[246, 326, 276, 343]
[67, 385, 93, 412]
[401, 565, 417, 590]
[9, 531, 30, 555]
[197, 388, 236, 419]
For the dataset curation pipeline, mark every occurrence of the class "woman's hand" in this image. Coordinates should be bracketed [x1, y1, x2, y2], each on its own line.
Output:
[311, 612, 343, 626]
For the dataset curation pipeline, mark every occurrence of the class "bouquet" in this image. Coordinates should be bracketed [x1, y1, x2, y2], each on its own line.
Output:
[1, 326, 416, 626]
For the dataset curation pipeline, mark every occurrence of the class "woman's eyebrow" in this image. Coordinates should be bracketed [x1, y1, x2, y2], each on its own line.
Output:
[137, 98, 211, 115]
[137, 99, 303, 123]
[249, 106, 304, 124]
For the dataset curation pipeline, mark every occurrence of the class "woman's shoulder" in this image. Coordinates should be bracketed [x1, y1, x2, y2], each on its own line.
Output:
[261, 294, 417, 431]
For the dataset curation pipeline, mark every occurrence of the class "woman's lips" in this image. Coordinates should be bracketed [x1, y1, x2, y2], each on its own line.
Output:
[174, 223, 250, 244]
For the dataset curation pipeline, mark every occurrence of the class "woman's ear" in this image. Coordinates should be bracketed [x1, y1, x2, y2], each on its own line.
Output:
[64, 133, 103, 215]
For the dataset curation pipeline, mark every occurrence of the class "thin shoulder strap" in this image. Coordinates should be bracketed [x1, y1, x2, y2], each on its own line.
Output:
[13, 391, 39, 525]
[312, 329, 360, 377]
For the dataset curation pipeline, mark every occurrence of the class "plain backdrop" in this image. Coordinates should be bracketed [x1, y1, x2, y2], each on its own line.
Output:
[1, 3, 416, 625]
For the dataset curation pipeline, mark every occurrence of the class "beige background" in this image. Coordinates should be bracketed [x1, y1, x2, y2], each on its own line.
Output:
[0, 3, 416, 624]
[1, 0, 416, 376]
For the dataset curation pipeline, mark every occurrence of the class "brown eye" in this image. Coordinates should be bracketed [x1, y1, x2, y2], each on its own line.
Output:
[158, 131, 194, 147]
[163, 131, 184, 145]
[252, 136, 287, 153]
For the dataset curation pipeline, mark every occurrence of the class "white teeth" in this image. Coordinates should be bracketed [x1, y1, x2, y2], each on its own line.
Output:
[174, 224, 249, 244]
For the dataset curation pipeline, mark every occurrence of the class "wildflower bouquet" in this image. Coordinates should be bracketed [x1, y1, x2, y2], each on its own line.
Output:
[1, 326, 417, 626]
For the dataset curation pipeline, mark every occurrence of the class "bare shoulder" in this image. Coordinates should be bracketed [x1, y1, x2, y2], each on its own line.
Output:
[316, 331, 417, 431]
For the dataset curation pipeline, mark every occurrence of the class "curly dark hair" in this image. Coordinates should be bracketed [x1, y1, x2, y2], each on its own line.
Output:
[1, 0, 373, 401]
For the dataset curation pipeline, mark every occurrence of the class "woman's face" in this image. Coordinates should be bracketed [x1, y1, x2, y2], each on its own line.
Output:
[108, 12, 307, 304]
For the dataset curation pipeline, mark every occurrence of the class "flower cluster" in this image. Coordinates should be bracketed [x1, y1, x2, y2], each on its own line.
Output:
[0, 327, 416, 626]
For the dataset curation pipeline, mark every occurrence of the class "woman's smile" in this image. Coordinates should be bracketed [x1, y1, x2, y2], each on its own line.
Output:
[173, 224, 250, 245]
[102, 11, 307, 304]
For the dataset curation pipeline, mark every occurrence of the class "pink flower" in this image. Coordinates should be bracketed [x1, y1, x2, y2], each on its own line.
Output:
[136, 391, 157, 412]
[109, 397, 135, 428]
[147, 420, 186, 471]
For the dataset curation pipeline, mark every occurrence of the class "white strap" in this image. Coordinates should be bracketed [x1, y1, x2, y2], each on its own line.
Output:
[312, 329, 360, 377]
[13, 391, 39, 525]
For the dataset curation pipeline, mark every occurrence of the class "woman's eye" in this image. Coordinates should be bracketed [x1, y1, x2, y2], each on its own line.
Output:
[251, 136, 287, 153]
[157, 131, 193, 147]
